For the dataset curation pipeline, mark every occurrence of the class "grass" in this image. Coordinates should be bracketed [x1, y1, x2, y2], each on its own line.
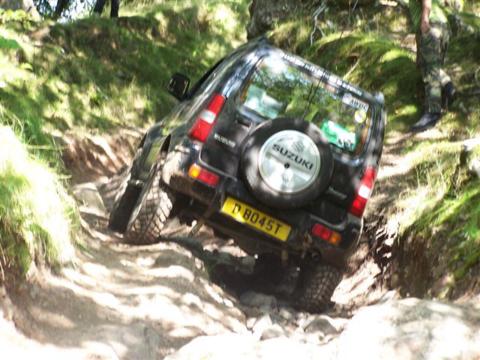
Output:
[0, 127, 77, 276]
[1, 1, 248, 133]
[398, 139, 480, 292]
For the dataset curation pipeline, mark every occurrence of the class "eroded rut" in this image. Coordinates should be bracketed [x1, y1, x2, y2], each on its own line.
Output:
[2, 131, 479, 359]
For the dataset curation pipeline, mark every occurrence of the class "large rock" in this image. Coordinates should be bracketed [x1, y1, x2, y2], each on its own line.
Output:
[247, 0, 303, 39]
[246, 0, 376, 39]
[164, 333, 334, 360]
[240, 291, 277, 310]
[335, 298, 480, 360]
[72, 182, 107, 216]
[166, 298, 480, 359]
[469, 157, 480, 178]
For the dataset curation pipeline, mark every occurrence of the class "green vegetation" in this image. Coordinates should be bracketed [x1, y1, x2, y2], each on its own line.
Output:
[394, 137, 480, 294]
[0, 1, 249, 278]
[1, 1, 248, 134]
[269, 2, 480, 297]
[0, 127, 77, 275]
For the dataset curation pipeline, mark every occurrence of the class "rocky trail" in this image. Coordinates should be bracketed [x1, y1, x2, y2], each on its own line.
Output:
[1, 130, 480, 359]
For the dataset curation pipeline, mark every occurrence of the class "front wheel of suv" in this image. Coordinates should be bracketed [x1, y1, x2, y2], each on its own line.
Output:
[124, 161, 175, 245]
[294, 262, 342, 313]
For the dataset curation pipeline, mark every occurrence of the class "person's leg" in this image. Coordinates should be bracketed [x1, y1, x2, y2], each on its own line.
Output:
[110, 0, 119, 18]
[420, 24, 444, 115]
[439, 23, 451, 87]
[438, 24, 456, 109]
[411, 24, 445, 132]
[93, 0, 107, 14]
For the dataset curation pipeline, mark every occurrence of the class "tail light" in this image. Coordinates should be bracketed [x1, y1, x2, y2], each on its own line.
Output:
[188, 163, 219, 187]
[189, 94, 226, 142]
[311, 223, 342, 245]
[349, 166, 377, 217]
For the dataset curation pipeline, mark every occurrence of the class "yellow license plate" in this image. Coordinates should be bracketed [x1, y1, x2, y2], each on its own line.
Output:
[220, 197, 291, 241]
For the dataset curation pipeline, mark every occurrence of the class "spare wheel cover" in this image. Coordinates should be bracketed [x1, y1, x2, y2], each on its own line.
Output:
[258, 130, 321, 194]
[241, 117, 333, 209]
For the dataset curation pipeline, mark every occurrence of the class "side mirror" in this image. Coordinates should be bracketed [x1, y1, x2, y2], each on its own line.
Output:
[374, 92, 385, 106]
[167, 73, 190, 100]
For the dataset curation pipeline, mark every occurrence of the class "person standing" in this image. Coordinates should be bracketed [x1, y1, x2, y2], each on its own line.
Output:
[409, 0, 456, 132]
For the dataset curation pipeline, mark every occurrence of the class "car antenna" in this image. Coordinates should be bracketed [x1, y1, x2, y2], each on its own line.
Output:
[302, 79, 321, 121]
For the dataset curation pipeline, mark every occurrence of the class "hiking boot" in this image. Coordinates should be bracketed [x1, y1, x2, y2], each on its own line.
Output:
[442, 82, 456, 110]
[410, 112, 442, 133]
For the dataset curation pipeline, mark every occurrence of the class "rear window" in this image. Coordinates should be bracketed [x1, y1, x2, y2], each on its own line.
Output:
[238, 54, 372, 154]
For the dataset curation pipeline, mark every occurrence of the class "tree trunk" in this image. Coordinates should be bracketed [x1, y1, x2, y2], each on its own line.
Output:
[53, 0, 69, 19]
[246, 0, 377, 39]
[110, 0, 119, 18]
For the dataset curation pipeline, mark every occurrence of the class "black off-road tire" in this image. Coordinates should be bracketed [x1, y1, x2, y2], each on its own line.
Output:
[124, 163, 175, 245]
[294, 263, 342, 313]
[108, 169, 142, 233]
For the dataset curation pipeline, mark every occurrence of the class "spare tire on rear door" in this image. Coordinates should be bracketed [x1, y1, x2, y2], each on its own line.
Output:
[241, 118, 333, 209]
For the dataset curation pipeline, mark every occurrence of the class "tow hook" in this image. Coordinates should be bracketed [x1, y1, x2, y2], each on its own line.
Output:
[189, 204, 216, 236]
[189, 182, 225, 237]
[281, 249, 289, 267]
[189, 220, 205, 236]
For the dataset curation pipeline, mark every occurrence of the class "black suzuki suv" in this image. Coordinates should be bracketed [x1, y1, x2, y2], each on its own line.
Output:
[109, 38, 386, 312]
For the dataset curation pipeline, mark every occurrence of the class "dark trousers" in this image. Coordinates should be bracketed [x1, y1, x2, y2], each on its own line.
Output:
[415, 22, 451, 113]
[93, 0, 119, 18]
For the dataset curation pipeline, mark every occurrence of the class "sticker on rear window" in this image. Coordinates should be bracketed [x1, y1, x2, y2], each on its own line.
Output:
[354, 109, 368, 124]
[320, 120, 357, 152]
[342, 93, 369, 112]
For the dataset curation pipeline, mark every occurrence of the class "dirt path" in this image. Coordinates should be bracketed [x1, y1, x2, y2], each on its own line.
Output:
[0, 130, 439, 359]
[9, 238, 247, 358]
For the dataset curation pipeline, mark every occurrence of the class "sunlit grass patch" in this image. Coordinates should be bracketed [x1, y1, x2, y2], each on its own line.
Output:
[1, 1, 249, 138]
[0, 36, 20, 49]
[0, 127, 76, 275]
[394, 142, 459, 229]
[391, 139, 475, 228]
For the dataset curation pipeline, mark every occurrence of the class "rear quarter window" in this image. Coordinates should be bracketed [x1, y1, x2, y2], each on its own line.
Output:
[238, 54, 373, 155]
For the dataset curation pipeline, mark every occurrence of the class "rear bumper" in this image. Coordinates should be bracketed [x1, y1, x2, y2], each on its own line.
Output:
[162, 139, 362, 268]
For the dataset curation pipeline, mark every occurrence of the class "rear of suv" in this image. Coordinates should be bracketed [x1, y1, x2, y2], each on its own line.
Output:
[109, 38, 386, 312]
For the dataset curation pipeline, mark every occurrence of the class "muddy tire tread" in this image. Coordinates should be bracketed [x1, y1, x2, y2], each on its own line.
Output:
[295, 264, 342, 313]
[124, 166, 174, 245]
